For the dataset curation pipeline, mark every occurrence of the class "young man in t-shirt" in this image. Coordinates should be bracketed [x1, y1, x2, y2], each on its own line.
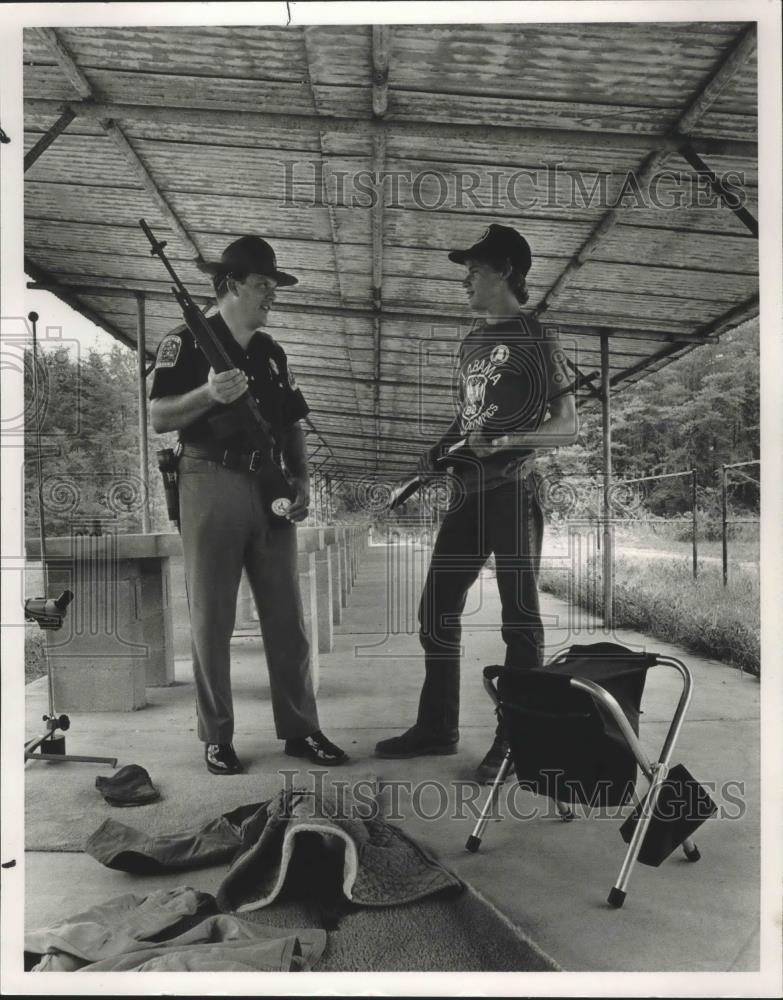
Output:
[375, 224, 578, 780]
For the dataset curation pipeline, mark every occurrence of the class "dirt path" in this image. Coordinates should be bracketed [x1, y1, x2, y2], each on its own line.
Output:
[543, 541, 759, 572]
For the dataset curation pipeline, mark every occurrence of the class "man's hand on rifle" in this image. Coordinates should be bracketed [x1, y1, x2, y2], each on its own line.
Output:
[466, 431, 538, 474]
[285, 476, 310, 523]
[207, 367, 248, 405]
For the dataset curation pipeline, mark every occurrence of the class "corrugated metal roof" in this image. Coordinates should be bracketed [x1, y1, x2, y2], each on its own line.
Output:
[22, 22, 759, 478]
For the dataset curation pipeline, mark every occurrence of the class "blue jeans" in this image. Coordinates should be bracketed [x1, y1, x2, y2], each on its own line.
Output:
[416, 474, 545, 737]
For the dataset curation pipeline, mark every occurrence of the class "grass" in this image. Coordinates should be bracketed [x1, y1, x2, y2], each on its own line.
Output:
[539, 551, 760, 676]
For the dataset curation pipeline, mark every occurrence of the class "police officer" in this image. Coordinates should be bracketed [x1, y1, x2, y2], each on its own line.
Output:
[150, 235, 348, 774]
[375, 225, 578, 781]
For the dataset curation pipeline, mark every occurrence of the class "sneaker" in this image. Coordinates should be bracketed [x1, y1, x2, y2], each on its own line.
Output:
[205, 743, 244, 775]
[475, 735, 515, 784]
[374, 725, 459, 759]
[284, 731, 349, 765]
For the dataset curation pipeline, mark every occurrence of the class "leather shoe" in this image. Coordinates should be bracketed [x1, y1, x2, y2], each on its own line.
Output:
[375, 725, 458, 759]
[205, 743, 244, 775]
[475, 735, 515, 784]
[284, 730, 349, 765]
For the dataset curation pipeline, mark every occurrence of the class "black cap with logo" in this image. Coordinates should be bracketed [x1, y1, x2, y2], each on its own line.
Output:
[448, 224, 532, 276]
[198, 235, 298, 287]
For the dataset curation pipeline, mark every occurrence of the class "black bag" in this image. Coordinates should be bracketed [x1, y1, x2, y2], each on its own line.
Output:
[619, 763, 717, 866]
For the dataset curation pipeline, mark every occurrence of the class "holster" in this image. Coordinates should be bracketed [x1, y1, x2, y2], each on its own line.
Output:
[157, 447, 181, 529]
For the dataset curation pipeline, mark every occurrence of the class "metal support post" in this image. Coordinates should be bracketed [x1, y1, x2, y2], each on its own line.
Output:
[721, 464, 728, 586]
[600, 333, 613, 630]
[691, 469, 698, 579]
[136, 293, 151, 533]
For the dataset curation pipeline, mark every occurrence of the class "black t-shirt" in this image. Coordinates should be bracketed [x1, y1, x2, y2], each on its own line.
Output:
[447, 313, 571, 492]
[149, 312, 309, 457]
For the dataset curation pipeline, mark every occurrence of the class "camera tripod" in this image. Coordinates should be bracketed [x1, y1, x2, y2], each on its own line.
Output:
[25, 713, 117, 766]
[24, 311, 117, 768]
[24, 591, 117, 766]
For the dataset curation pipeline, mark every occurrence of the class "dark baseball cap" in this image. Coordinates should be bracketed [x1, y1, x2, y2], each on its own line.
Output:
[448, 224, 532, 276]
[198, 235, 298, 286]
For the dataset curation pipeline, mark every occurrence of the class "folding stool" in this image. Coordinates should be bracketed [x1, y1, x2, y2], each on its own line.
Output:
[466, 642, 715, 907]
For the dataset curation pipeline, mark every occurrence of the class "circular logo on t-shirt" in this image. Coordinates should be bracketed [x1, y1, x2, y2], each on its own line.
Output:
[490, 344, 510, 365]
[458, 337, 547, 436]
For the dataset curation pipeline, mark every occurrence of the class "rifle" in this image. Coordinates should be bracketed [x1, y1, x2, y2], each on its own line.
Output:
[387, 438, 467, 510]
[139, 219, 295, 518]
[386, 438, 536, 511]
[387, 362, 588, 511]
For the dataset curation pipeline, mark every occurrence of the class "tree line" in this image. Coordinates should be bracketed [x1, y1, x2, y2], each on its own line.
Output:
[24, 318, 759, 538]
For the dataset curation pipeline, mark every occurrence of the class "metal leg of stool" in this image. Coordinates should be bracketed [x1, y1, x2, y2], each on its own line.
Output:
[609, 763, 669, 908]
[466, 748, 513, 852]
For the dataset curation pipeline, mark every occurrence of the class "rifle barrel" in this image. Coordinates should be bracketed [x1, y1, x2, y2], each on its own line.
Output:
[140, 219, 276, 440]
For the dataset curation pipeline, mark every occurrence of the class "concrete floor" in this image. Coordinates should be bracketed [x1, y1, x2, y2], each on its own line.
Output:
[23, 539, 761, 972]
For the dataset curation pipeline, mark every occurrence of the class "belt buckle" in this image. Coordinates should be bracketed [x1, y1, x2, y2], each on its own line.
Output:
[248, 450, 262, 473]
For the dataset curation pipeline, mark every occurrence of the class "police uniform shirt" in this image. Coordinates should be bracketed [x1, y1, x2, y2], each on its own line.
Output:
[149, 312, 309, 457]
[453, 313, 570, 491]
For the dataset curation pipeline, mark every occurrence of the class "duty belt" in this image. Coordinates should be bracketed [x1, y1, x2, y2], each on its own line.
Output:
[181, 443, 271, 475]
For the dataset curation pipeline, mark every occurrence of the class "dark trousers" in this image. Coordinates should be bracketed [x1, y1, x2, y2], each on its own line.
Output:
[178, 455, 319, 744]
[416, 475, 544, 738]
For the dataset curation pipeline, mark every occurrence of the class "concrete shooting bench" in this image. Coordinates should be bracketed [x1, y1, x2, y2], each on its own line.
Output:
[27, 525, 368, 712]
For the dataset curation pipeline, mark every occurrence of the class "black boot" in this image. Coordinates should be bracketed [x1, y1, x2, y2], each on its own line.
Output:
[475, 712, 515, 783]
[375, 663, 460, 758]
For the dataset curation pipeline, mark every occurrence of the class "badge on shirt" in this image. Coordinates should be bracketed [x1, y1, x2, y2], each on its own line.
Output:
[490, 344, 510, 365]
[155, 334, 182, 369]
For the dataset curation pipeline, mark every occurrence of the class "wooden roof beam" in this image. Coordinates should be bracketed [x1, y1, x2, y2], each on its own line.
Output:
[33, 28, 203, 262]
[675, 24, 758, 134]
[371, 25, 392, 117]
[302, 27, 368, 442]
[673, 24, 759, 237]
[27, 98, 757, 161]
[23, 107, 76, 172]
[371, 26, 392, 472]
[24, 278, 721, 343]
[34, 28, 92, 98]
[101, 120, 203, 260]
[677, 143, 758, 237]
[24, 257, 144, 355]
[609, 294, 758, 385]
[536, 24, 758, 319]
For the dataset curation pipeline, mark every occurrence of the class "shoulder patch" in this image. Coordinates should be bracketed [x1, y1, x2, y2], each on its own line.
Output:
[155, 334, 182, 369]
